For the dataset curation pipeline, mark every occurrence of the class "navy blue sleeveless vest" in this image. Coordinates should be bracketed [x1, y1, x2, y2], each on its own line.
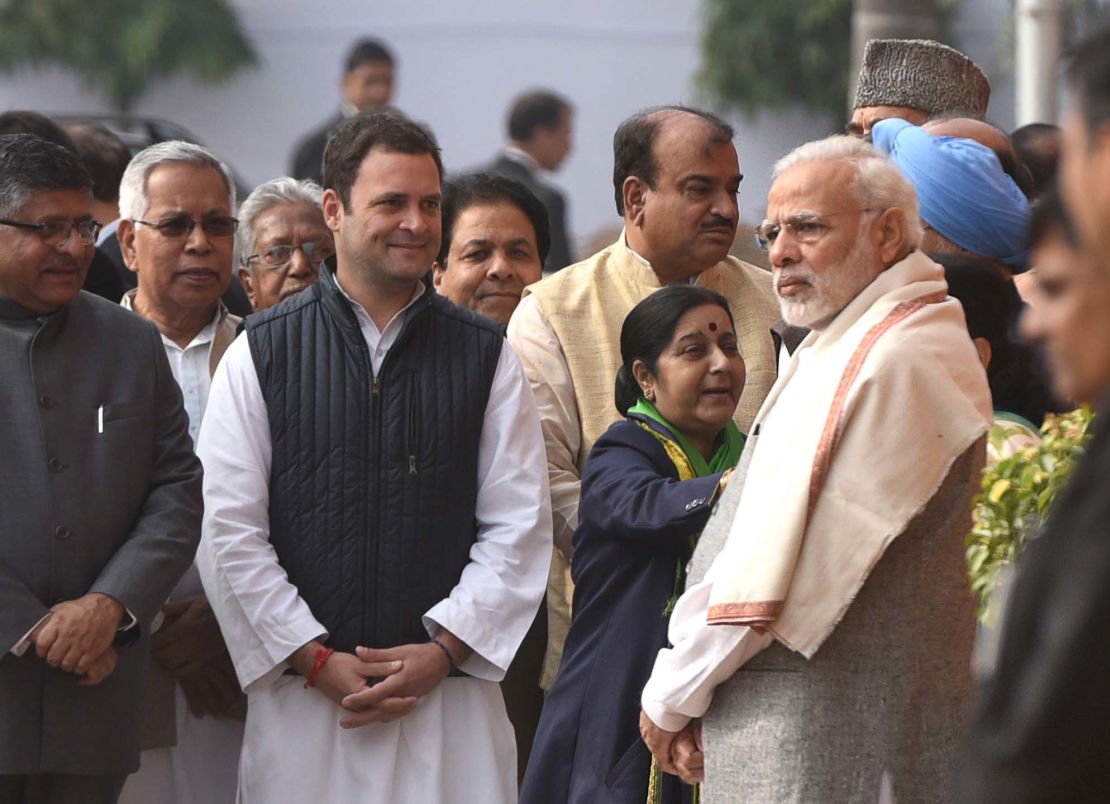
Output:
[245, 269, 504, 652]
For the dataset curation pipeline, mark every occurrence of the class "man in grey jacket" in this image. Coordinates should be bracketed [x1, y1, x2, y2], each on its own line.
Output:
[0, 133, 202, 803]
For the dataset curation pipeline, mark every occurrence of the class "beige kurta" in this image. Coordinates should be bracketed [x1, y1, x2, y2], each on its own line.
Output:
[507, 236, 779, 686]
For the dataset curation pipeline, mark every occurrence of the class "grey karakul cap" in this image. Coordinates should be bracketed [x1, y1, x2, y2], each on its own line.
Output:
[853, 39, 991, 117]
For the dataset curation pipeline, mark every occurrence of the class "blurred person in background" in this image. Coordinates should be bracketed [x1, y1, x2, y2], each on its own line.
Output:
[1012, 122, 1061, 197]
[488, 90, 574, 272]
[236, 178, 332, 312]
[956, 23, 1110, 801]
[65, 122, 133, 299]
[289, 37, 395, 185]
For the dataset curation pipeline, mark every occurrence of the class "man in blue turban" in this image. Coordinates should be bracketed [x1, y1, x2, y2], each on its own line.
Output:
[872, 117, 1031, 274]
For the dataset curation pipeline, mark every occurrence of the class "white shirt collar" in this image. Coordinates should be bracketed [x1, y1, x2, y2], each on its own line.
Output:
[503, 145, 541, 174]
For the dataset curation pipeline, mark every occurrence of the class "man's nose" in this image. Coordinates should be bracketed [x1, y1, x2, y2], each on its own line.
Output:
[184, 222, 212, 253]
[58, 227, 88, 260]
[486, 252, 514, 280]
[288, 247, 315, 277]
[768, 230, 798, 268]
[400, 205, 430, 235]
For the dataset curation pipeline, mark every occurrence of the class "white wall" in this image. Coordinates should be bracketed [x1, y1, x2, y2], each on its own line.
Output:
[0, 0, 1012, 250]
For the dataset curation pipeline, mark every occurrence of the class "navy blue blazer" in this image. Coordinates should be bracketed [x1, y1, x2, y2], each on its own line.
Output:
[520, 417, 723, 804]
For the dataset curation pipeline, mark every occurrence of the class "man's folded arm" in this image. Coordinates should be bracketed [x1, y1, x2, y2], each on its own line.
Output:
[195, 335, 328, 692]
[424, 344, 554, 682]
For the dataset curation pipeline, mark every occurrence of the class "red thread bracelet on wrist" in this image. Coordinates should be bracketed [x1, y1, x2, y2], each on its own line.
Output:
[304, 647, 335, 689]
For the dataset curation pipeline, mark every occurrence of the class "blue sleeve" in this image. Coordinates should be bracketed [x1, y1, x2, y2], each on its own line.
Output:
[576, 423, 723, 549]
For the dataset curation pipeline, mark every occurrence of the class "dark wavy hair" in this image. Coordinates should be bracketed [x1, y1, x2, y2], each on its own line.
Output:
[614, 285, 735, 416]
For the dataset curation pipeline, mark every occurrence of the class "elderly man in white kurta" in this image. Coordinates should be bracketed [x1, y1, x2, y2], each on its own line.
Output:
[640, 136, 992, 803]
[195, 110, 551, 803]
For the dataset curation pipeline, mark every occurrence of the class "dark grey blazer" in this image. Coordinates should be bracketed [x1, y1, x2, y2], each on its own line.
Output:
[0, 291, 202, 775]
[488, 152, 574, 272]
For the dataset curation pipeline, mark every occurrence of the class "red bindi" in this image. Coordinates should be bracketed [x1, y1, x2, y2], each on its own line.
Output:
[708, 322, 718, 331]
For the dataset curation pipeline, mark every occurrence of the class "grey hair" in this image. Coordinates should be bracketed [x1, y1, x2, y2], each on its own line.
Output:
[117, 140, 235, 221]
[235, 177, 324, 266]
[772, 135, 923, 248]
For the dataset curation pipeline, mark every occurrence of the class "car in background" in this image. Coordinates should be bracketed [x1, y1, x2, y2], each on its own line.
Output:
[51, 112, 253, 200]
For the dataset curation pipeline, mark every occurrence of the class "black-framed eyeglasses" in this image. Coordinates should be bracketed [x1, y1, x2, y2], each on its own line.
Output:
[243, 241, 334, 271]
[754, 208, 879, 250]
[134, 215, 238, 238]
[0, 217, 101, 246]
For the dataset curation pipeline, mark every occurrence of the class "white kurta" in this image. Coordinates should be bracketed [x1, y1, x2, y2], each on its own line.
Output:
[195, 285, 552, 804]
[117, 297, 244, 804]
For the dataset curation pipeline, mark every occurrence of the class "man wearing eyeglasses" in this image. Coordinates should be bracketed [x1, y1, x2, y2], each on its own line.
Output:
[114, 141, 245, 804]
[0, 134, 201, 803]
[236, 178, 333, 312]
[639, 135, 992, 802]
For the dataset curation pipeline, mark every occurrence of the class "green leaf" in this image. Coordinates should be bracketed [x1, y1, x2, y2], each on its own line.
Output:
[0, 0, 257, 112]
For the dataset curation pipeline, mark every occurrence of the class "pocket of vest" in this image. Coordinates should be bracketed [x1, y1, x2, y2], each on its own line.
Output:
[407, 373, 418, 476]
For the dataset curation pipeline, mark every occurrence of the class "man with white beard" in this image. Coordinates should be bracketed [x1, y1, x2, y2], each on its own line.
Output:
[638, 135, 992, 803]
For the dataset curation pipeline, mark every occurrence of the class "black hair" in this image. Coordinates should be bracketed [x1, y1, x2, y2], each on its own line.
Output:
[322, 109, 442, 212]
[65, 123, 132, 203]
[0, 111, 76, 152]
[345, 38, 394, 74]
[612, 105, 734, 216]
[437, 172, 550, 266]
[1066, 20, 1110, 134]
[1011, 123, 1060, 196]
[938, 253, 1056, 426]
[614, 285, 735, 416]
[507, 90, 571, 143]
[1029, 185, 1078, 248]
[0, 133, 91, 218]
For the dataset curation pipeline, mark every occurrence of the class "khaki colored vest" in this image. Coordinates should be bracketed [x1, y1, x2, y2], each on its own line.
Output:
[525, 237, 779, 457]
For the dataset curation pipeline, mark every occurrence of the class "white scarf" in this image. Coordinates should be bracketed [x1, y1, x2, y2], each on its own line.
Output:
[705, 250, 992, 657]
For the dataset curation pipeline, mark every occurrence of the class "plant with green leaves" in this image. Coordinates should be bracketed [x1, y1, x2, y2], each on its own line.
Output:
[967, 406, 1094, 620]
[0, 0, 256, 112]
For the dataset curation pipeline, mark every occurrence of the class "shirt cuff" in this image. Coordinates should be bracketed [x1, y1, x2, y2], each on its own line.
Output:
[10, 612, 52, 657]
[423, 602, 504, 683]
[641, 694, 693, 733]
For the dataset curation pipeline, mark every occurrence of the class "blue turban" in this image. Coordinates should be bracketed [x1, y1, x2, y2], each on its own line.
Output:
[872, 118, 1030, 271]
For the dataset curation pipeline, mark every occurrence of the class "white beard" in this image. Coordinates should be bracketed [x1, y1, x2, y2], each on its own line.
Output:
[775, 236, 883, 331]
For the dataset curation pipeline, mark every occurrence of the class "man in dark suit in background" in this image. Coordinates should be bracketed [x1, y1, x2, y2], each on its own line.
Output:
[289, 37, 395, 185]
[488, 90, 574, 273]
[0, 134, 201, 803]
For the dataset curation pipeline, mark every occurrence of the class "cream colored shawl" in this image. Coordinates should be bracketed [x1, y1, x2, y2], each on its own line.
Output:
[705, 250, 992, 658]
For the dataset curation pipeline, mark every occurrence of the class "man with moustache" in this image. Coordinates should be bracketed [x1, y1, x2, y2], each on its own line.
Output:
[237, 178, 333, 312]
[639, 135, 991, 802]
[508, 105, 779, 691]
[0, 134, 201, 803]
[956, 24, 1110, 801]
[114, 140, 244, 804]
[196, 110, 551, 803]
[433, 172, 547, 325]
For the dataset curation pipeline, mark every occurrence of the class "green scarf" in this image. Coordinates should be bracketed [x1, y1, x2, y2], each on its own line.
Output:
[628, 398, 744, 477]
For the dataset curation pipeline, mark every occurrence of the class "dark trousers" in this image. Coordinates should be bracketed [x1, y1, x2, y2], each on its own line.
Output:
[0, 774, 126, 804]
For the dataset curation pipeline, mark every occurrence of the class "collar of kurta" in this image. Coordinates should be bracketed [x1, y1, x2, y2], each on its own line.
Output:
[703, 249, 992, 658]
[0, 297, 40, 321]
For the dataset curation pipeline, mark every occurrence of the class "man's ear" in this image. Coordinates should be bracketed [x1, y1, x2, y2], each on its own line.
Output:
[238, 267, 258, 310]
[623, 177, 646, 227]
[875, 207, 910, 264]
[117, 219, 139, 273]
[431, 260, 446, 290]
[322, 189, 344, 233]
[972, 336, 993, 371]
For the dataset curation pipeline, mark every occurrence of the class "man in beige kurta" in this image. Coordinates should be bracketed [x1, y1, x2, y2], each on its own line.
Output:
[507, 106, 779, 687]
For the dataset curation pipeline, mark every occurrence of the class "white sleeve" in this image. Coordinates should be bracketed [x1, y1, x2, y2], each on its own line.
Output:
[195, 334, 327, 693]
[507, 295, 582, 559]
[423, 342, 553, 682]
[640, 567, 773, 732]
